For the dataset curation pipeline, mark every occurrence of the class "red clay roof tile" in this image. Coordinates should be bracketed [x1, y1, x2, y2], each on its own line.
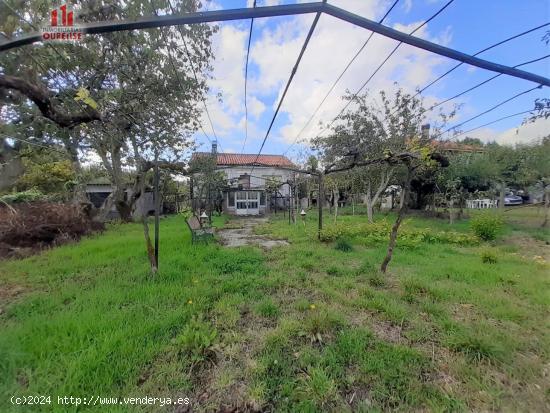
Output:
[192, 152, 295, 167]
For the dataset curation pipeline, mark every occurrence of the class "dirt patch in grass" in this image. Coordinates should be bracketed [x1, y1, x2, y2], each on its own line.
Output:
[218, 218, 289, 249]
[503, 234, 549, 262]
[0, 283, 26, 313]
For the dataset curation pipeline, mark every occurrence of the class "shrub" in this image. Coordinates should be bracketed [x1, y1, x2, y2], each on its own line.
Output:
[320, 219, 478, 247]
[480, 248, 498, 264]
[470, 213, 503, 241]
[334, 237, 353, 252]
[0, 189, 47, 204]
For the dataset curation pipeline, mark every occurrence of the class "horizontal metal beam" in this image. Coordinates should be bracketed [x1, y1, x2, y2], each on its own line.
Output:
[0, 2, 324, 52]
[323, 3, 550, 87]
[1, 1, 548, 87]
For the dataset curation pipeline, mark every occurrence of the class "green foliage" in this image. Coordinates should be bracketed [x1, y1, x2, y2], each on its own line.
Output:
[367, 272, 386, 287]
[320, 219, 478, 246]
[302, 309, 345, 339]
[177, 207, 194, 219]
[480, 248, 498, 264]
[470, 213, 504, 241]
[326, 265, 342, 276]
[447, 333, 504, 363]
[295, 366, 337, 409]
[255, 299, 280, 319]
[334, 237, 353, 252]
[0, 189, 47, 204]
[17, 159, 75, 194]
[208, 249, 264, 275]
[74, 87, 98, 109]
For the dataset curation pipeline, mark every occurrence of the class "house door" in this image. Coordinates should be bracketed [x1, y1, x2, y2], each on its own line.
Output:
[236, 191, 259, 215]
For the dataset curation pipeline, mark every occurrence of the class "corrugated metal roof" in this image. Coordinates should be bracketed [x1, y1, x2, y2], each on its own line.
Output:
[192, 152, 295, 167]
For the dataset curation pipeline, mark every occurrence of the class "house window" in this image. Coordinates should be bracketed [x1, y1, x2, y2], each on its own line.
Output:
[260, 191, 266, 206]
[228, 192, 235, 207]
[238, 174, 250, 189]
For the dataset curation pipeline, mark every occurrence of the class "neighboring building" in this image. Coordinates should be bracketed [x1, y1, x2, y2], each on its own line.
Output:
[191, 143, 296, 216]
[85, 180, 155, 220]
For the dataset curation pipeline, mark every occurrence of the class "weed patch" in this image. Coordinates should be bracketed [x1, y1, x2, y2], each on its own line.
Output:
[255, 298, 280, 319]
[334, 237, 354, 252]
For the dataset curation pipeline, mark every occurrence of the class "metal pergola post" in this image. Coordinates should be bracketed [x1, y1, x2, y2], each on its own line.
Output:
[154, 155, 160, 269]
[318, 173, 323, 240]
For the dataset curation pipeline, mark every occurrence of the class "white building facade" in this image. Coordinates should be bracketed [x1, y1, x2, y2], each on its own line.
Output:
[191, 146, 295, 216]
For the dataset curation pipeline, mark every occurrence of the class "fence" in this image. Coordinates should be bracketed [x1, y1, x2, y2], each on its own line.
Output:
[466, 199, 498, 209]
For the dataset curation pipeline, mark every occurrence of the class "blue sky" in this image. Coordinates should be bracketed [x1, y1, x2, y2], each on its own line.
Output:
[194, 0, 549, 159]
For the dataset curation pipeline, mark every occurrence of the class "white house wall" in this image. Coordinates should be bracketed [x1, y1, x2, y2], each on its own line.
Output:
[218, 166, 292, 196]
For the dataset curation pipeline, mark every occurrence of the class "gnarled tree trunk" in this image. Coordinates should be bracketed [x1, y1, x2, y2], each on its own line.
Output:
[542, 185, 549, 228]
[381, 170, 410, 274]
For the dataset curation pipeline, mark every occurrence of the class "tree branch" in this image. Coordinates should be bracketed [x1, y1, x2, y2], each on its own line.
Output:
[0, 74, 102, 128]
[324, 152, 420, 175]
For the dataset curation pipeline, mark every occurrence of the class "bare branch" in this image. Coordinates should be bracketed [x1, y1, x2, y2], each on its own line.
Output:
[0, 74, 102, 128]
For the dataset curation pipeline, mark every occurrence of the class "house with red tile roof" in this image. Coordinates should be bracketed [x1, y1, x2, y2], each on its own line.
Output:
[191, 142, 296, 215]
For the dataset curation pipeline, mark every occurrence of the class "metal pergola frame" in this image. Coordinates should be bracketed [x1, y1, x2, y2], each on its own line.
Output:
[1, 2, 549, 87]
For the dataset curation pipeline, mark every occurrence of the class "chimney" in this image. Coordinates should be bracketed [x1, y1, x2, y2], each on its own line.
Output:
[421, 124, 430, 140]
[211, 140, 218, 155]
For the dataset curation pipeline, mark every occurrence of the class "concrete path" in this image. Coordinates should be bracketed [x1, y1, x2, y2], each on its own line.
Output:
[217, 217, 289, 249]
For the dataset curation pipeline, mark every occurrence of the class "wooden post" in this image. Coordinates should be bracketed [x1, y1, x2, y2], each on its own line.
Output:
[318, 173, 323, 240]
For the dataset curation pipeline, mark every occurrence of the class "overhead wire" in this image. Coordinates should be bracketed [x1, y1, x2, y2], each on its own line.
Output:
[249, 0, 326, 174]
[442, 84, 542, 136]
[449, 109, 534, 140]
[412, 21, 550, 99]
[428, 54, 550, 112]
[312, 0, 456, 142]
[282, 0, 401, 156]
[241, 0, 257, 154]
[382, 23, 550, 118]
[167, 0, 222, 151]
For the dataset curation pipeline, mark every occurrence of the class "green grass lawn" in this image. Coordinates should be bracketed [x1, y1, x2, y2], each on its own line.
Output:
[0, 209, 548, 412]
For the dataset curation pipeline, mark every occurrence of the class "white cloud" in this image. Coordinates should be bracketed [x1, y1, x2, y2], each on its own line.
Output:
[197, 0, 458, 155]
[462, 116, 550, 146]
[248, 96, 266, 118]
[261, 10, 453, 145]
